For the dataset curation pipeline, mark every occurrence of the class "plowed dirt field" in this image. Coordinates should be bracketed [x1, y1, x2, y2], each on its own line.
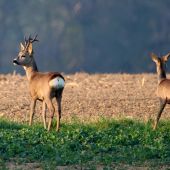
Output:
[0, 73, 169, 124]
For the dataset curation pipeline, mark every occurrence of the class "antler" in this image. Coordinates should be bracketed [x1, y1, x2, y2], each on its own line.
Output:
[24, 36, 27, 46]
[28, 34, 39, 43]
[24, 34, 39, 49]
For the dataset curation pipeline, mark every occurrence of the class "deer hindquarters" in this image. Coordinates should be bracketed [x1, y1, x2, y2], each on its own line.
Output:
[49, 77, 65, 89]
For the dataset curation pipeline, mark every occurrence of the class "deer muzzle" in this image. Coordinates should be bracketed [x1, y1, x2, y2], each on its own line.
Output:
[13, 59, 19, 65]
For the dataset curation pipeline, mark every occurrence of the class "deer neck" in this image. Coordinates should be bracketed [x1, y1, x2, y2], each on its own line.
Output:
[24, 58, 38, 81]
[157, 65, 166, 84]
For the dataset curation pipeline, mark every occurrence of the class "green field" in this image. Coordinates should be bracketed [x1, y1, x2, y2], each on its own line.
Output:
[0, 119, 170, 169]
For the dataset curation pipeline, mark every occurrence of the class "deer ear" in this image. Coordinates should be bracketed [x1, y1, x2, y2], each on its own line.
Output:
[28, 43, 33, 55]
[20, 43, 25, 51]
[151, 53, 159, 63]
[162, 53, 170, 63]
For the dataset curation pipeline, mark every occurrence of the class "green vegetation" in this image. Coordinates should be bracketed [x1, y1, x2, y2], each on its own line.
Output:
[0, 119, 170, 169]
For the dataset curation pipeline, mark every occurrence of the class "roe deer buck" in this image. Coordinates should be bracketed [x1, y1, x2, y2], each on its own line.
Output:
[13, 35, 65, 131]
[151, 52, 170, 129]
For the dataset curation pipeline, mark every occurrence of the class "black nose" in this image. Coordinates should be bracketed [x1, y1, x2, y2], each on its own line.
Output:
[13, 59, 19, 65]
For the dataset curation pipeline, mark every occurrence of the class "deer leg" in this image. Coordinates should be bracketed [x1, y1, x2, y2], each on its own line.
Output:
[153, 99, 167, 130]
[56, 96, 62, 132]
[45, 99, 55, 131]
[42, 101, 47, 129]
[29, 99, 36, 126]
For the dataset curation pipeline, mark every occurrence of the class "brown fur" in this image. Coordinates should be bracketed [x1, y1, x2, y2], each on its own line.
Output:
[157, 79, 170, 102]
[151, 52, 170, 129]
[13, 35, 65, 131]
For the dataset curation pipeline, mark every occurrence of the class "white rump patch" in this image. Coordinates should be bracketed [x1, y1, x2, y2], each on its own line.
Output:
[49, 77, 65, 89]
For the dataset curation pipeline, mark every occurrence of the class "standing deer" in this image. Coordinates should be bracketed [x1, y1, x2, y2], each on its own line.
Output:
[151, 52, 170, 129]
[13, 35, 65, 131]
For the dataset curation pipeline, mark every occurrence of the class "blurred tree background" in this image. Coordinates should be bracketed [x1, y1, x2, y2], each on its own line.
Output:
[1, 0, 170, 73]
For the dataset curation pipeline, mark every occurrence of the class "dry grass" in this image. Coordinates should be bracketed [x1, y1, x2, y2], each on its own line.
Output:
[0, 72, 169, 124]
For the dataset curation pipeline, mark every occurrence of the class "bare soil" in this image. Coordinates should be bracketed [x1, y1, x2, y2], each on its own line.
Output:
[5, 162, 169, 170]
[0, 72, 169, 124]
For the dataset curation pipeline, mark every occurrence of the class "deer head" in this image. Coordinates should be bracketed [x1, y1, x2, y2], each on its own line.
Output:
[151, 53, 170, 74]
[13, 35, 38, 66]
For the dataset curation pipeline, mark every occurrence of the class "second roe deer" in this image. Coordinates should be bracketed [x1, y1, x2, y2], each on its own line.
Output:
[13, 35, 65, 132]
[151, 52, 170, 129]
